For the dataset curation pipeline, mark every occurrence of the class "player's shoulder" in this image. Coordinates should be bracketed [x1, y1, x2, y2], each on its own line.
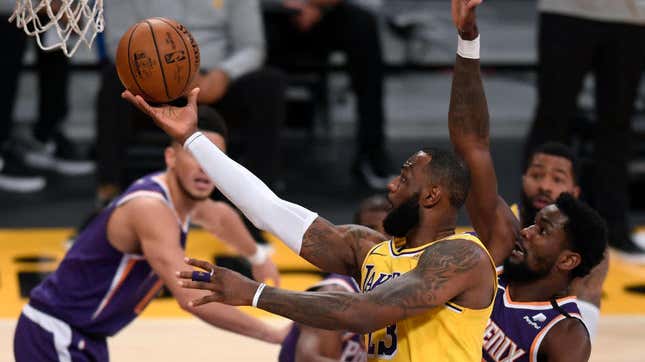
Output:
[116, 193, 177, 229]
[541, 316, 590, 358]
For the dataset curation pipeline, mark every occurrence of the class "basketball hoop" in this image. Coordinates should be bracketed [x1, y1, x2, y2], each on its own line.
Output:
[9, 0, 104, 57]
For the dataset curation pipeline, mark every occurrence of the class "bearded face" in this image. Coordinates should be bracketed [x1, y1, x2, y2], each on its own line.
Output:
[383, 193, 420, 237]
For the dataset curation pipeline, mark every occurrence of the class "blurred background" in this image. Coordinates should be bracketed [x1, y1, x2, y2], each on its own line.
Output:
[1, 0, 644, 360]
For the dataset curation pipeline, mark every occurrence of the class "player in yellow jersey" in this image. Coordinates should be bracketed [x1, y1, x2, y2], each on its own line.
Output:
[122, 2, 497, 361]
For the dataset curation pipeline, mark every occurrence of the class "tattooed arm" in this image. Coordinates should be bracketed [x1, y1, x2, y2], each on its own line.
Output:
[300, 218, 386, 280]
[178, 239, 494, 333]
[448, 0, 519, 265]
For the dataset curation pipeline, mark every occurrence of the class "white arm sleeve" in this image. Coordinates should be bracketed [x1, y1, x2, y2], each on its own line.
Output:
[184, 132, 318, 254]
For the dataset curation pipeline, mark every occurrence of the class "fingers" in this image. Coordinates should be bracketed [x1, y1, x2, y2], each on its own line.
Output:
[189, 294, 220, 307]
[121, 91, 156, 119]
[179, 279, 215, 291]
[176, 270, 195, 279]
[186, 87, 200, 108]
[184, 257, 215, 273]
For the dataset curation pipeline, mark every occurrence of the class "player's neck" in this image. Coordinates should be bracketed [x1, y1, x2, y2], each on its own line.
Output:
[405, 213, 457, 248]
[508, 277, 570, 302]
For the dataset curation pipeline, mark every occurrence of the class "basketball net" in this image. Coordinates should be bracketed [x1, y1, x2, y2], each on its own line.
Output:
[9, 0, 104, 57]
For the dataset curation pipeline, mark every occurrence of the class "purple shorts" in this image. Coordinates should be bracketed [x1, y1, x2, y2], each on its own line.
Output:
[14, 305, 109, 362]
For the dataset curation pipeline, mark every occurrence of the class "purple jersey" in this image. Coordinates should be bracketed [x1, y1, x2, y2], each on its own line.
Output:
[29, 173, 189, 337]
[482, 274, 586, 362]
[279, 274, 366, 362]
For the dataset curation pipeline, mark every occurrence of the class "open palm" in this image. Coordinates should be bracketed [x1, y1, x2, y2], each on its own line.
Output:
[121, 88, 200, 144]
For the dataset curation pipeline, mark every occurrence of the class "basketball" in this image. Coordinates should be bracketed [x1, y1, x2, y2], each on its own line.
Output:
[115, 17, 200, 104]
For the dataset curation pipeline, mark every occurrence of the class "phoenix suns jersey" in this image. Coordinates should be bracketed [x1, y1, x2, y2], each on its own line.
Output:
[482, 273, 585, 362]
[360, 233, 497, 362]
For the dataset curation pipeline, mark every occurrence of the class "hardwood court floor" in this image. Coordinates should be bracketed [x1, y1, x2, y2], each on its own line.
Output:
[1, 316, 644, 361]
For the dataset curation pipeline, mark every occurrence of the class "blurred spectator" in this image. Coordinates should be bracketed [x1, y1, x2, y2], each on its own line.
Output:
[524, 0, 645, 256]
[263, 0, 393, 189]
[353, 193, 391, 235]
[98, 0, 286, 204]
[0, 2, 93, 193]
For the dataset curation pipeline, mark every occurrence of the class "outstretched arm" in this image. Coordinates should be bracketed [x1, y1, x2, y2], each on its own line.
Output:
[448, 0, 518, 265]
[178, 239, 492, 334]
[118, 198, 284, 343]
[122, 89, 384, 279]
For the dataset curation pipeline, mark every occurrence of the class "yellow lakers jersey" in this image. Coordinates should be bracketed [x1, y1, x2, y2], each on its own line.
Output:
[360, 233, 497, 362]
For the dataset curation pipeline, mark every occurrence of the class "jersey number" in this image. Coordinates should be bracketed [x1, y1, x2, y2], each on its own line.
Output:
[367, 324, 398, 357]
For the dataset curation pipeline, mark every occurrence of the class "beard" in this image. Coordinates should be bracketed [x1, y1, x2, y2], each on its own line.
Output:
[503, 257, 551, 283]
[383, 193, 420, 237]
[519, 190, 539, 228]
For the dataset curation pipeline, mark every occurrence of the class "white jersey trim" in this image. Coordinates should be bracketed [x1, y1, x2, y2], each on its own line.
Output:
[152, 174, 190, 233]
[91, 254, 145, 320]
[22, 304, 73, 362]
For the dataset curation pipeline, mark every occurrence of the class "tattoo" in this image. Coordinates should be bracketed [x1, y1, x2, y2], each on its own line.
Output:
[257, 239, 484, 333]
[369, 239, 483, 318]
[301, 218, 385, 277]
[448, 55, 490, 141]
[260, 287, 359, 331]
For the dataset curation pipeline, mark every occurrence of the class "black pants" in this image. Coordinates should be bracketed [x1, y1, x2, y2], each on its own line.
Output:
[0, 14, 69, 146]
[264, 2, 386, 159]
[525, 13, 645, 241]
[96, 64, 285, 187]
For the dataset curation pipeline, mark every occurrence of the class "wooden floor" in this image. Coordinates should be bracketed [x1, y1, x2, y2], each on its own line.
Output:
[1, 316, 644, 361]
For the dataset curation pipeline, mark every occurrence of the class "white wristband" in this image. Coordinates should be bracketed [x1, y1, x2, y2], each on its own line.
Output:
[247, 245, 269, 265]
[457, 34, 480, 59]
[252, 283, 267, 308]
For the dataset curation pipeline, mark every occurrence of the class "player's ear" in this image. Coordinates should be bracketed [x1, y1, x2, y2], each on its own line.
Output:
[165, 146, 177, 168]
[557, 250, 581, 273]
[421, 184, 441, 208]
[571, 185, 581, 199]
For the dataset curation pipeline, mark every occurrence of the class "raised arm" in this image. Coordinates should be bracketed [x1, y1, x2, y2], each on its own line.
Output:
[448, 0, 518, 265]
[178, 239, 493, 334]
[122, 89, 385, 279]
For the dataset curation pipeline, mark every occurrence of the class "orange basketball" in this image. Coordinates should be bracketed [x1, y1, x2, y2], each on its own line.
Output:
[116, 17, 200, 104]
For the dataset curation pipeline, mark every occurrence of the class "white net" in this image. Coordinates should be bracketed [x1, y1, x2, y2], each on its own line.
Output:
[9, 0, 104, 57]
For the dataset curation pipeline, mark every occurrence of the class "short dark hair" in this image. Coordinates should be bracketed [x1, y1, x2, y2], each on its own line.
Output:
[421, 148, 470, 208]
[555, 193, 607, 278]
[526, 142, 579, 183]
[353, 194, 391, 224]
[197, 106, 228, 141]
[169, 106, 228, 146]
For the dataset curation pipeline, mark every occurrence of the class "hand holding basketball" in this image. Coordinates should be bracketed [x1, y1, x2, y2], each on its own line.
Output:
[121, 88, 199, 145]
[116, 17, 200, 104]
